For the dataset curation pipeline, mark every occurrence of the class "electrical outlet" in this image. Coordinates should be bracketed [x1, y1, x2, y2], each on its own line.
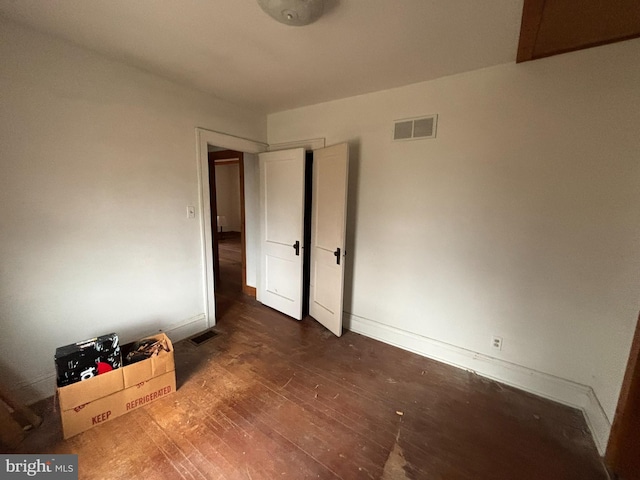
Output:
[491, 336, 503, 351]
[186, 206, 196, 219]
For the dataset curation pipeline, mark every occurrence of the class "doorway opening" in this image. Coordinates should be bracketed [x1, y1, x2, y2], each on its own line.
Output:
[208, 149, 247, 318]
[196, 127, 268, 327]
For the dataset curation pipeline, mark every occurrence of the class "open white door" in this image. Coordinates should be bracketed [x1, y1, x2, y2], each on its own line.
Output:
[309, 143, 349, 336]
[257, 148, 305, 320]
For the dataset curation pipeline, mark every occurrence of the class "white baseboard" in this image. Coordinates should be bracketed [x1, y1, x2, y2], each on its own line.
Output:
[583, 388, 611, 455]
[344, 312, 611, 455]
[14, 373, 57, 407]
[161, 313, 208, 342]
[14, 313, 209, 406]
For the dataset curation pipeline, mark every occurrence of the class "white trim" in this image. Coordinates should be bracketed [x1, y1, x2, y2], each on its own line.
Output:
[197, 128, 268, 154]
[268, 138, 325, 151]
[14, 373, 56, 406]
[583, 389, 611, 455]
[162, 313, 208, 343]
[344, 312, 611, 455]
[196, 128, 268, 326]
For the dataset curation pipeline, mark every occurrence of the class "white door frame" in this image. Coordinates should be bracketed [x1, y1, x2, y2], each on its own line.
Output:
[196, 127, 268, 327]
[268, 138, 325, 151]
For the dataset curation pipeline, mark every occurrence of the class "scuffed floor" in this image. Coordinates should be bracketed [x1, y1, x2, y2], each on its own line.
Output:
[5, 236, 609, 479]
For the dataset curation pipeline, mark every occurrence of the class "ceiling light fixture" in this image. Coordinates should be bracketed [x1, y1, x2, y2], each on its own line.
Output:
[257, 0, 324, 27]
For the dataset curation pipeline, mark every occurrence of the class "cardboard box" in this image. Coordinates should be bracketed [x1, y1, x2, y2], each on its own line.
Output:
[58, 333, 175, 439]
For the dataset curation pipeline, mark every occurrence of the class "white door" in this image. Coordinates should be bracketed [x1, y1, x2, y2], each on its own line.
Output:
[257, 148, 306, 320]
[309, 143, 349, 336]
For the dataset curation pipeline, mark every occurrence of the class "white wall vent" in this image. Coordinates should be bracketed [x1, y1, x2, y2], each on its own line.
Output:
[393, 114, 437, 141]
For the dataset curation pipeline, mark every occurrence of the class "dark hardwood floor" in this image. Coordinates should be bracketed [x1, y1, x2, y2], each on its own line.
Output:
[5, 235, 608, 479]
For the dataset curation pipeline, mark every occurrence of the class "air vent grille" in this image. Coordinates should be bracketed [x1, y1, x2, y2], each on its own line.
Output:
[393, 114, 437, 141]
[394, 121, 413, 140]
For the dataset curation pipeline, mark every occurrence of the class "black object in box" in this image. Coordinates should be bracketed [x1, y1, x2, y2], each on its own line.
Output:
[55, 333, 122, 387]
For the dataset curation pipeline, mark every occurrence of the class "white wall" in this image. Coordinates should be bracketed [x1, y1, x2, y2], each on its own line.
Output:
[0, 20, 265, 403]
[243, 154, 259, 288]
[268, 39, 640, 451]
[4, 15, 638, 455]
[215, 164, 242, 232]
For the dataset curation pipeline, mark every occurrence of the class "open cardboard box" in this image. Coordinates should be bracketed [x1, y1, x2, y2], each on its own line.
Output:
[57, 333, 176, 439]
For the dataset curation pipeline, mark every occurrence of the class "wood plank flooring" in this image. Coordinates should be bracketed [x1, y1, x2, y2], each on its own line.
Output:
[4, 236, 608, 479]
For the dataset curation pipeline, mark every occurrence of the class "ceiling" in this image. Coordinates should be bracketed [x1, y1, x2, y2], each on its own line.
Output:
[3, 1, 637, 114]
[0, 0, 524, 114]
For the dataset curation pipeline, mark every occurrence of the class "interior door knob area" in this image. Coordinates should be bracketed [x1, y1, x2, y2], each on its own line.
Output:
[258, 148, 306, 320]
[258, 143, 349, 336]
[309, 143, 349, 337]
